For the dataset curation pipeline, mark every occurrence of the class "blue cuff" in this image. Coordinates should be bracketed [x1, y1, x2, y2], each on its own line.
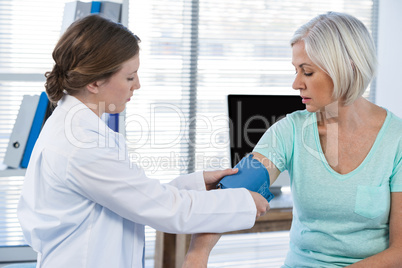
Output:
[217, 154, 274, 202]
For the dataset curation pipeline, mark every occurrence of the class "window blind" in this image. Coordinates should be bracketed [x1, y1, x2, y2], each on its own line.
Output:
[0, 0, 377, 265]
[194, 0, 377, 172]
[0, 0, 69, 262]
[127, 0, 377, 177]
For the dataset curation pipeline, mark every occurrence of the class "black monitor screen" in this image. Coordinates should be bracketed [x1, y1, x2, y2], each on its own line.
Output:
[228, 94, 305, 167]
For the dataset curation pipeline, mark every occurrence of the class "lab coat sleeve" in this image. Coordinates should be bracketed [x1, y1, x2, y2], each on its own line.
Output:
[64, 138, 256, 234]
[167, 171, 206, 191]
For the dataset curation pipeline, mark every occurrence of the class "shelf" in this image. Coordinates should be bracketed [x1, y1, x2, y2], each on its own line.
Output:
[0, 246, 37, 263]
[0, 168, 26, 177]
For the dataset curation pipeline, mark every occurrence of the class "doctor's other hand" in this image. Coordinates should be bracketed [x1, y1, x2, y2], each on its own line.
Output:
[249, 191, 270, 219]
[203, 168, 238, 190]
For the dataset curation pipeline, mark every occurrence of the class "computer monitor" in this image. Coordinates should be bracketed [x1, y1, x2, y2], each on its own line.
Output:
[227, 94, 305, 188]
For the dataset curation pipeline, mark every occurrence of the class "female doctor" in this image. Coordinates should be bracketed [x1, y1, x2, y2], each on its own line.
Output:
[17, 15, 269, 268]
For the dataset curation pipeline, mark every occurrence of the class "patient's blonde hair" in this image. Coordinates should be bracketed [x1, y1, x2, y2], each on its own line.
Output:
[290, 11, 377, 105]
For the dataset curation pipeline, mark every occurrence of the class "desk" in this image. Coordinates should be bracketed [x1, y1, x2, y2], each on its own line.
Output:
[154, 191, 293, 268]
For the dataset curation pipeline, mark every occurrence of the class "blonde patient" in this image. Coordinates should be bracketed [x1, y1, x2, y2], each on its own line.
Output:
[183, 11, 402, 268]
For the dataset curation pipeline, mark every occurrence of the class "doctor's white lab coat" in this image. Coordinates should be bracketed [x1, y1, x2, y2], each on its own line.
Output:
[18, 94, 256, 268]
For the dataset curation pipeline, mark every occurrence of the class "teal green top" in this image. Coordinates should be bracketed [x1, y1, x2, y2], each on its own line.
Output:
[253, 109, 402, 267]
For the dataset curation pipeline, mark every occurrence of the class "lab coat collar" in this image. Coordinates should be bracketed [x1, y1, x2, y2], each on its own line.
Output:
[57, 93, 110, 134]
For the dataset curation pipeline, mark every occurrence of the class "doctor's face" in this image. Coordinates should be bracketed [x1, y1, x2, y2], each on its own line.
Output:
[96, 54, 141, 114]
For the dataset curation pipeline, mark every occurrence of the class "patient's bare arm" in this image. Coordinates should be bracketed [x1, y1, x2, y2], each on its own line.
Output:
[182, 233, 222, 268]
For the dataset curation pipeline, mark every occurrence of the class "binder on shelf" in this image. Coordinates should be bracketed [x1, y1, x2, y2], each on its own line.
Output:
[43, 100, 56, 123]
[21, 92, 50, 168]
[100, 1, 122, 22]
[90, 1, 101, 13]
[3, 95, 40, 169]
[61, 1, 92, 34]
[75, 1, 92, 19]
[107, 114, 119, 132]
[62, 0, 122, 33]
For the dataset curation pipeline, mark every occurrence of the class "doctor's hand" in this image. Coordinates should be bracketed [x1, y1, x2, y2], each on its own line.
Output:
[203, 168, 239, 190]
[249, 191, 270, 219]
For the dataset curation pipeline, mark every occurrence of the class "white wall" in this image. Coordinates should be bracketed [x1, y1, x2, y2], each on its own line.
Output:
[375, 0, 402, 118]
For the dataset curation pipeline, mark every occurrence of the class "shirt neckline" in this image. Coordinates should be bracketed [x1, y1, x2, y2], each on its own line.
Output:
[311, 109, 391, 180]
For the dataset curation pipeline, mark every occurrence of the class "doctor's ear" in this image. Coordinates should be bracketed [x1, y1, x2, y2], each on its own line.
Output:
[86, 81, 102, 94]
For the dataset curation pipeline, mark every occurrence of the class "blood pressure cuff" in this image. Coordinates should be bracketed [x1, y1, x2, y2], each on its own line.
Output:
[217, 154, 274, 202]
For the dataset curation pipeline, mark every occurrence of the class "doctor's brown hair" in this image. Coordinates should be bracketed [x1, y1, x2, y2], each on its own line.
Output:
[45, 15, 140, 104]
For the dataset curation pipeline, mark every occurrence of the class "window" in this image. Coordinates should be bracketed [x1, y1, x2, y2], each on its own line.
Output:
[0, 0, 377, 265]
[126, 0, 377, 176]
